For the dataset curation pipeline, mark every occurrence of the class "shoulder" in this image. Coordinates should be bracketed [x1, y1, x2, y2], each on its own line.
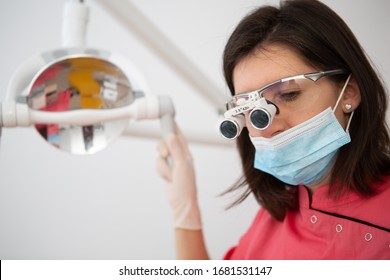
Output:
[357, 175, 390, 228]
[371, 175, 390, 198]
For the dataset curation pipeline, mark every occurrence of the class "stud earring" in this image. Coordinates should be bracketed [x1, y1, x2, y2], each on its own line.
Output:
[345, 104, 352, 111]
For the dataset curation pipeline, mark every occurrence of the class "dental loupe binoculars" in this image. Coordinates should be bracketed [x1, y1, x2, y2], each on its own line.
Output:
[219, 97, 278, 139]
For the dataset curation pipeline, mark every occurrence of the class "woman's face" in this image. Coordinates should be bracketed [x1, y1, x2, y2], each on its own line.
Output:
[232, 44, 349, 138]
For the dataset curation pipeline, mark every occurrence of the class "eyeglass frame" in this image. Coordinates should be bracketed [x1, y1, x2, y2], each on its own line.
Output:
[224, 69, 349, 115]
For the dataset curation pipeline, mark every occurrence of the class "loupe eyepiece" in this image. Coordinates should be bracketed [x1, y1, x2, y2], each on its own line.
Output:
[249, 99, 277, 130]
[219, 114, 245, 140]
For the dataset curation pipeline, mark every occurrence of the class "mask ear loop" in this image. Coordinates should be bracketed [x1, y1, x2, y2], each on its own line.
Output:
[333, 74, 353, 133]
[345, 110, 354, 133]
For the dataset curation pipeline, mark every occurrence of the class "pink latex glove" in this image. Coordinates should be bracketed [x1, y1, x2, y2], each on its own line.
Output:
[156, 127, 202, 230]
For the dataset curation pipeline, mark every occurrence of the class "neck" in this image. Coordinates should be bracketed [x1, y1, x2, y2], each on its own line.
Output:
[305, 172, 331, 194]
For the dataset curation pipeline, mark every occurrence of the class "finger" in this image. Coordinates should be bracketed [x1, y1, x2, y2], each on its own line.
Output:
[175, 129, 193, 162]
[166, 133, 188, 162]
[157, 140, 170, 158]
[174, 124, 189, 150]
[156, 156, 172, 182]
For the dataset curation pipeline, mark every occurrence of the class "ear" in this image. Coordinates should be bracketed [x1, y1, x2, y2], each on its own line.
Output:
[341, 76, 361, 113]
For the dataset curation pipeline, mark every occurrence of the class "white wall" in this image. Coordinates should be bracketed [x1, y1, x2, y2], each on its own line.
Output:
[0, 0, 389, 259]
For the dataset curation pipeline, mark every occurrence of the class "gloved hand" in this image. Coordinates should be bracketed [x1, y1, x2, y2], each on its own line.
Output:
[156, 126, 202, 230]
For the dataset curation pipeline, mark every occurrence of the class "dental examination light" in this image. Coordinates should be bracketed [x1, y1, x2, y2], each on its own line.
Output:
[0, 0, 175, 155]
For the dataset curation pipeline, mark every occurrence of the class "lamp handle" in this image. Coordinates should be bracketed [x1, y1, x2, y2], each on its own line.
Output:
[0, 95, 175, 127]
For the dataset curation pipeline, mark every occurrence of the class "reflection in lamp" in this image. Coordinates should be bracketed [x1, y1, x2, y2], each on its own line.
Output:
[27, 55, 134, 155]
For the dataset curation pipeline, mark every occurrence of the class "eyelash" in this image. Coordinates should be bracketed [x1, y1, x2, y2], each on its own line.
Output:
[276, 90, 301, 102]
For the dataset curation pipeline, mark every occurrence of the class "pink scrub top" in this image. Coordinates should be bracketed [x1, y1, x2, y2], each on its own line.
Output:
[224, 176, 390, 259]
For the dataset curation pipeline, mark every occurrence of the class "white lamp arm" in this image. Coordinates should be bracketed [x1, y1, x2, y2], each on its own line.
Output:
[1, 95, 175, 128]
[6, 54, 47, 102]
[62, 0, 89, 48]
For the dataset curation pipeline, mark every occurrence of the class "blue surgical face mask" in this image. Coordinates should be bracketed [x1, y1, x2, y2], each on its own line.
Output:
[250, 75, 353, 186]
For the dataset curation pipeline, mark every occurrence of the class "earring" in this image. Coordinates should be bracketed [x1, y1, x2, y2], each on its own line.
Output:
[345, 104, 352, 111]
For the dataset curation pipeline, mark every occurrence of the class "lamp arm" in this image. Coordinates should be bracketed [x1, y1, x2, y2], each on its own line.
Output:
[94, 0, 226, 111]
[6, 54, 47, 102]
[62, 0, 89, 48]
[1, 95, 174, 127]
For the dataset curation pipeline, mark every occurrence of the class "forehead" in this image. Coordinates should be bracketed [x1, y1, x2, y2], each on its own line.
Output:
[232, 44, 317, 94]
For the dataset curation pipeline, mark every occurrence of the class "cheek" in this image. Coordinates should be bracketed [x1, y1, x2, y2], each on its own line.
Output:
[246, 124, 260, 137]
[291, 110, 320, 124]
[333, 106, 349, 129]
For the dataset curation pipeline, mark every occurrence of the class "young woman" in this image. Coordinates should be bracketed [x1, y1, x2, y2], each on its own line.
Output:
[157, 0, 390, 259]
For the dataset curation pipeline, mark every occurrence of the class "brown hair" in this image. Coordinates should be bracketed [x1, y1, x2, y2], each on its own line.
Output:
[223, 0, 390, 220]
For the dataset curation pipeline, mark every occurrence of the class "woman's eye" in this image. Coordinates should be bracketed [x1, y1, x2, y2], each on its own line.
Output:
[277, 90, 301, 102]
